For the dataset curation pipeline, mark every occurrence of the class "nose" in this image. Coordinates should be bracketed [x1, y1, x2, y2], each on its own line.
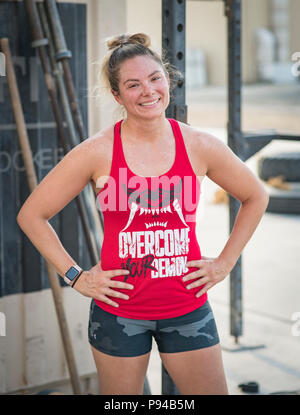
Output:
[141, 81, 154, 96]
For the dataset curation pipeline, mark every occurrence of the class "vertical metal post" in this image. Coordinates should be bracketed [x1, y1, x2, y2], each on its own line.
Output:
[225, 0, 243, 342]
[161, 0, 186, 395]
[162, 0, 187, 123]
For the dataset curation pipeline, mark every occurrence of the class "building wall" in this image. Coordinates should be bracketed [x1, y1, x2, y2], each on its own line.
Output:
[242, 0, 270, 83]
[187, 1, 227, 85]
[127, 0, 162, 54]
[87, 0, 127, 135]
[290, 0, 300, 58]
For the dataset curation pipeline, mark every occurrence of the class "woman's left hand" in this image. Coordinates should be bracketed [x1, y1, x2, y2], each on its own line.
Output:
[183, 256, 233, 297]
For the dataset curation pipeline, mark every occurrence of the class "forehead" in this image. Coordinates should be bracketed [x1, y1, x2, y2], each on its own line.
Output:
[119, 55, 163, 81]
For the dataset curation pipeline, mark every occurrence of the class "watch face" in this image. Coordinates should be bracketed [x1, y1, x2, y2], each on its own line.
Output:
[66, 267, 80, 281]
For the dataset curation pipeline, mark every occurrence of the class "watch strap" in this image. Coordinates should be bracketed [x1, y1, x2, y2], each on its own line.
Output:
[71, 270, 84, 288]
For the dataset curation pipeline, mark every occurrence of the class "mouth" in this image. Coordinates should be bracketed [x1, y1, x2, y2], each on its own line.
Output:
[139, 97, 161, 107]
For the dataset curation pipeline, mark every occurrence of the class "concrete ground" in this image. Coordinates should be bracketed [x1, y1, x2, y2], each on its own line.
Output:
[145, 83, 300, 395]
[187, 82, 300, 134]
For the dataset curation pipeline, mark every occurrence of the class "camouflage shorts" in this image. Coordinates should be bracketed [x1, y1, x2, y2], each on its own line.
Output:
[88, 299, 220, 357]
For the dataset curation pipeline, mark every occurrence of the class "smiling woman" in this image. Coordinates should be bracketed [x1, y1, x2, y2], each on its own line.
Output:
[17, 31, 268, 395]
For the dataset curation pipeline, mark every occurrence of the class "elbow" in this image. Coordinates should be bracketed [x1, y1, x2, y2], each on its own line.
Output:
[261, 189, 270, 210]
[16, 207, 30, 230]
[16, 207, 46, 230]
[254, 189, 270, 213]
[16, 207, 24, 225]
[255, 180, 270, 208]
[242, 188, 269, 211]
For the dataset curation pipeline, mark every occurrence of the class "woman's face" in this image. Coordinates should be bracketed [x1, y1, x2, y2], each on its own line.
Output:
[112, 55, 170, 120]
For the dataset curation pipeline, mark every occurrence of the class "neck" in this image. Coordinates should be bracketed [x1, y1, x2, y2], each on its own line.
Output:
[122, 115, 169, 142]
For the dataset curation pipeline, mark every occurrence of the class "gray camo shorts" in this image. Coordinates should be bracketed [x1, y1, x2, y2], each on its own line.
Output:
[88, 299, 220, 357]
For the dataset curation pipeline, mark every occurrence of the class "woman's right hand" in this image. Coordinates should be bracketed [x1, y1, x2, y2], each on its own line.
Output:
[73, 260, 133, 308]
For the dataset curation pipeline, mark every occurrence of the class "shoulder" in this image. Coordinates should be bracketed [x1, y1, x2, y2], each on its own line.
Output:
[178, 121, 225, 151]
[63, 124, 115, 175]
[177, 121, 229, 172]
[60, 125, 115, 191]
[73, 124, 114, 157]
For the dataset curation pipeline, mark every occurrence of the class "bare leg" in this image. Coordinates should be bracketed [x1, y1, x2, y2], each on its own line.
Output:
[90, 345, 151, 395]
[160, 343, 228, 395]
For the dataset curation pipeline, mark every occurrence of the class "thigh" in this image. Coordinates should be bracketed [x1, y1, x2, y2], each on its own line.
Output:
[88, 299, 153, 394]
[90, 345, 151, 395]
[88, 299, 154, 357]
[154, 301, 228, 394]
[154, 300, 220, 354]
[159, 343, 228, 395]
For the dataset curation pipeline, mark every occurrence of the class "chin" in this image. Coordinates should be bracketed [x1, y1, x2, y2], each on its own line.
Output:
[137, 106, 167, 120]
[139, 112, 165, 121]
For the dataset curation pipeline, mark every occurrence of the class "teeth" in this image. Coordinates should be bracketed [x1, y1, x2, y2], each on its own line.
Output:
[140, 99, 159, 106]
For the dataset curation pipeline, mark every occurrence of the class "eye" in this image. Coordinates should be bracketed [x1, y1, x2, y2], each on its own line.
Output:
[128, 83, 138, 88]
[152, 76, 161, 81]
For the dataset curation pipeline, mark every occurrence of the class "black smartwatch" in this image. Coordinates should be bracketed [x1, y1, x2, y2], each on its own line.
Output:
[64, 265, 83, 286]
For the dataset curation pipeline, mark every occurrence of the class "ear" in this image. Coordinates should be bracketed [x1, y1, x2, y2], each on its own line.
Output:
[111, 89, 123, 106]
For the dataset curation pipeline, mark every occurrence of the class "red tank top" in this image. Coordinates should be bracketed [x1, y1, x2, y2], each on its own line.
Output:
[94, 118, 207, 319]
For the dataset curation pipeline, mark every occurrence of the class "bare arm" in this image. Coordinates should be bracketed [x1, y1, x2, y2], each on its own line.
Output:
[17, 136, 133, 306]
[184, 132, 269, 296]
[16, 138, 98, 277]
[205, 133, 269, 268]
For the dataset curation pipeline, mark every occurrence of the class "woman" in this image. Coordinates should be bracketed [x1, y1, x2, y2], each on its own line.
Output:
[17, 33, 269, 395]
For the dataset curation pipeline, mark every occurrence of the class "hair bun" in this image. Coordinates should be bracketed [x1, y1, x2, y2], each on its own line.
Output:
[107, 33, 151, 50]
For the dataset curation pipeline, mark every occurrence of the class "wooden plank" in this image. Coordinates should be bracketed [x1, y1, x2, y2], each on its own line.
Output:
[3, 294, 25, 392]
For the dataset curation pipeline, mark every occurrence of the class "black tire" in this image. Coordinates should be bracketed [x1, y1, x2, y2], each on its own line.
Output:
[264, 183, 300, 214]
[258, 152, 300, 182]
